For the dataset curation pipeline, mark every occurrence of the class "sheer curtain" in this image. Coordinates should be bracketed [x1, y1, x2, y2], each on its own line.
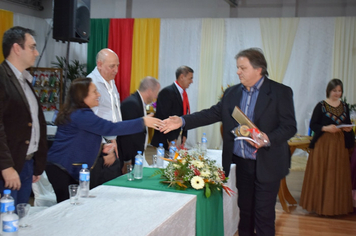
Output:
[158, 19, 202, 148]
[332, 17, 356, 104]
[283, 18, 335, 135]
[223, 18, 263, 89]
[197, 18, 225, 149]
[260, 18, 299, 83]
[130, 18, 160, 94]
[0, 9, 13, 62]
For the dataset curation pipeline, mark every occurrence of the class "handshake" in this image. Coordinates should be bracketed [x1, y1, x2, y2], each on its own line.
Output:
[143, 115, 183, 133]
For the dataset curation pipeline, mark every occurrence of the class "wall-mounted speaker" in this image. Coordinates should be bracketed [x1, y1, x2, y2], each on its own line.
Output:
[53, 0, 90, 43]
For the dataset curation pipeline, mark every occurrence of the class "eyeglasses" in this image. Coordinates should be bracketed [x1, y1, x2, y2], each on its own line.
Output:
[17, 43, 37, 52]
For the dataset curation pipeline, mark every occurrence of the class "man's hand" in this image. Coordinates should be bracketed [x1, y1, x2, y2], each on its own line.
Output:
[102, 142, 117, 167]
[32, 175, 41, 183]
[103, 152, 116, 167]
[161, 116, 183, 134]
[109, 139, 119, 160]
[2, 167, 21, 190]
[121, 162, 130, 174]
[246, 132, 270, 149]
[182, 136, 187, 146]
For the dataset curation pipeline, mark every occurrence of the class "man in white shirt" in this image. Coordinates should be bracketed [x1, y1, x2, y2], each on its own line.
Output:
[0, 26, 47, 205]
[87, 48, 122, 188]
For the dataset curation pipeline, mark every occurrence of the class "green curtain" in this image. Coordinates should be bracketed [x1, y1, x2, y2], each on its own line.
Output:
[87, 19, 110, 73]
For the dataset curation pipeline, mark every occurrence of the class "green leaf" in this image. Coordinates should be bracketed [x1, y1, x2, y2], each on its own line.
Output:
[205, 183, 211, 198]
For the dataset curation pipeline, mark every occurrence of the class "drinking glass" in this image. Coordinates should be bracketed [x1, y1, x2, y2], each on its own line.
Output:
[16, 203, 31, 228]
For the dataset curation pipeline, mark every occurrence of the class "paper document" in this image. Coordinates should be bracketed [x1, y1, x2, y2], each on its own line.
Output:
[335, 124, 356, 128]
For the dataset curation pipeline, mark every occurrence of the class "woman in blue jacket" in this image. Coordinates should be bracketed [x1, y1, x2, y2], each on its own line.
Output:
[46, 78, 162, 202]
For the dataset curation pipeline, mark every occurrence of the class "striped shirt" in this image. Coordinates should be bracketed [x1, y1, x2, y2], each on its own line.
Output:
[233, 77, 265, 160]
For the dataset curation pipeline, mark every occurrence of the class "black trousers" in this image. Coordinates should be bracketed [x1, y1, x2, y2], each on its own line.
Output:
[46, 163, 78, 203]
[234, 155, 280, 236]
[90, 153, 122, 189]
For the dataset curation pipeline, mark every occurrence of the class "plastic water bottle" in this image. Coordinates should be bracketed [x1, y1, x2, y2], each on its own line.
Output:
[79, 164, 90, 198]
[0, 190, 14, 224]
[169, 141, 177, 159]
[134, 151, 143, 179]
[201, 132, 208, 156]
[157, 143, 165, 167]
[2, 205, 18, 235]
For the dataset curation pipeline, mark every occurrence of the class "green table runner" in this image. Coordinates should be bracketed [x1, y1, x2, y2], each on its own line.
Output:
[104, 167, 224, 236]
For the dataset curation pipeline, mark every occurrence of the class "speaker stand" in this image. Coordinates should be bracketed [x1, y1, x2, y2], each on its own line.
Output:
[62, 41, 71, 104]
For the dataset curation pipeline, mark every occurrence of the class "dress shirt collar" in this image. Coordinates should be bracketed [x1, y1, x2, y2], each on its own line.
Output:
[242, 76, 265, 93]
[6, 60, 33, 84]
[137, 90, 146, 107]
[174, 81, 184, 99]
[91, 66, 114, 88]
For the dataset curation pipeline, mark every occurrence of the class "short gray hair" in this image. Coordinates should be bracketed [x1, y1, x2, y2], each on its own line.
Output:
[139, 76, 160, 92]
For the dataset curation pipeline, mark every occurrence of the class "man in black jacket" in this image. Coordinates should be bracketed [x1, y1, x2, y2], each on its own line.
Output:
[119, 76, 160, 172]
[162, 48, 297, 236]
[151, 66, 193, 150]
[0, 27, 47, 205]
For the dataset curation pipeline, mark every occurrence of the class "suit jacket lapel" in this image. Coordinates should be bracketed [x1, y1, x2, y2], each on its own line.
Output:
[3, 62, 31, 113]
[134, 91, 145, 117]
[254, 78, 272, 123]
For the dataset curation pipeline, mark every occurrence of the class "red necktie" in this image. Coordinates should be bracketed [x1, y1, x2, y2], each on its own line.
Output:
[182, 89, 190, 115]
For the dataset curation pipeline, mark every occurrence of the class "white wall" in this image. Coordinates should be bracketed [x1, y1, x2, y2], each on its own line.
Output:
[131, 0, 230, 18]
[1, 0, 356, 19]
[90, 0, 127, 18]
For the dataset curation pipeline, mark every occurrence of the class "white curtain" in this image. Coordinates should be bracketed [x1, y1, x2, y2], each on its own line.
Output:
[196, 18, 225, 149]
[13, 14, 87, 69]
[223, 18, 263, 88]
[332, 17, 356, 104]
[158, 19, 202, 148]
[260, 18, 299, 83]
[283, 17, 335, 135]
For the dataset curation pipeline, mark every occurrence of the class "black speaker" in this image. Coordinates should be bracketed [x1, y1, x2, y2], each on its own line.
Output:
[53, 0, 90, 43]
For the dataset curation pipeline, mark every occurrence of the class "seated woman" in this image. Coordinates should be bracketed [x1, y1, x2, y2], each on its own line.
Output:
[46, 78, 162, 202]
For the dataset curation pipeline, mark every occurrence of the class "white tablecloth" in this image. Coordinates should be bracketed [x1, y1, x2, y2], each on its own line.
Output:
[28, 149, 238, 236]
[206, 149, 239, 236]
[20, 186, 196, 236]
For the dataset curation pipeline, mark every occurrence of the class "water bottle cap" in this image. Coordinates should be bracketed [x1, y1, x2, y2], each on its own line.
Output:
[203, 132, 206, 135]
[3, 189, 11, 195]
[82, 164, 88, 168]
[7, 206, 15, 212]
[171, 141, 175, 144]
[159, 143, 163, 147]
[137, 151, 142, 154]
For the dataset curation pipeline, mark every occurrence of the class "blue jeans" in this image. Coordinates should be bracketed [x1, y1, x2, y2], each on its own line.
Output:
[0, 159, 34, 206]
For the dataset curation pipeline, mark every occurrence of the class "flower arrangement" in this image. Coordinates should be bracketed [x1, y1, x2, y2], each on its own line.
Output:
[152, 150, 234, 198]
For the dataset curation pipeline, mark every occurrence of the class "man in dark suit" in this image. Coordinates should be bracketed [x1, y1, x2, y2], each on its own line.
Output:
[0, 26, 47, 205]
[151, 66, 193, 150]
[162, 48, 296, 236]
[119, 76, 160, 173]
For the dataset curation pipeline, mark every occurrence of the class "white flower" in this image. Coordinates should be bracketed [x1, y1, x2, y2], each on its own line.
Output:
[180, 158, 186, 165]
[191, 176, 205, 189]
[173, 164, 180, 169]
[200, 169, 211, 177]
[191, 160, 204, 168]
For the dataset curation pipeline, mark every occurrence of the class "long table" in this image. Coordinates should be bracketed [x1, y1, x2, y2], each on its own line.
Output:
[26, 149, 238, 236]
[20, 185, 196, 236]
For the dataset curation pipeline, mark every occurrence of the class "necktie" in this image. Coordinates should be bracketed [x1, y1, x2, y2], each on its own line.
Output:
[182, 90, 190, 115]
